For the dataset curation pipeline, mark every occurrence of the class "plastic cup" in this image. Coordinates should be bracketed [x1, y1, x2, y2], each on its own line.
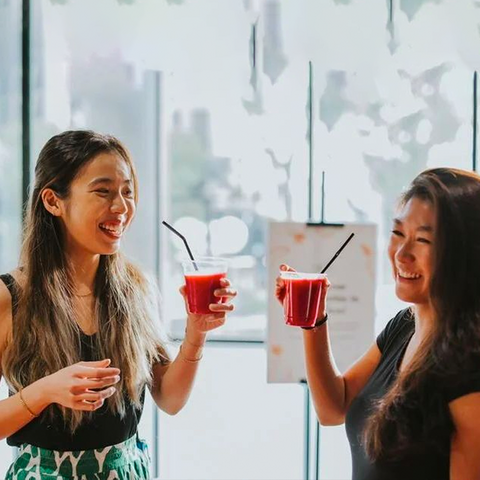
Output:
[281, 271, 327, 327]
[182, 257, 228, 314]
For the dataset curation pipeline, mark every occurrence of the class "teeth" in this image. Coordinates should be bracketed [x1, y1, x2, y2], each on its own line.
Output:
[398, 269, 421, 279]
[100, 223, 123, 235]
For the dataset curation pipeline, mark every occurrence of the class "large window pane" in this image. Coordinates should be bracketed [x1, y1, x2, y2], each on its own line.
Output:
[159, 345, 304, 480]
[0, 0, 22, 475]
[28, 1, 480, 479]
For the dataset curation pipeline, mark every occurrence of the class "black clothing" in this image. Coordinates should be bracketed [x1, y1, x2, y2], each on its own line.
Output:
[0, 273, 145, 451]
[345, 308, 480, 480]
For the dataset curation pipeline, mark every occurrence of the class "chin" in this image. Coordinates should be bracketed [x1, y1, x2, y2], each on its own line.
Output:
[96, 243, 121, 255]
[103, 247, 121, 255]
[395, 288, 426, 305]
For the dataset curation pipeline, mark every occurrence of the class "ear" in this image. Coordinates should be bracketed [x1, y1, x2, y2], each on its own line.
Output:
[41, 188, 63, 217]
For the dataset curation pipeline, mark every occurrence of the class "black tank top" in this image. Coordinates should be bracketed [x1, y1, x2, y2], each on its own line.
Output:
[0, 273, 145, 451]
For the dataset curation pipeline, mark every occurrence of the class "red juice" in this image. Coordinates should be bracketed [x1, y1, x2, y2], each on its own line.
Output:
[282, 274, 325, 327]
[185, 272, 227, 314]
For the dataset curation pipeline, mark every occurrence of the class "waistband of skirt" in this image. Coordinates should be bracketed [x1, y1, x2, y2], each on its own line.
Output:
[16, 433, 148, 473]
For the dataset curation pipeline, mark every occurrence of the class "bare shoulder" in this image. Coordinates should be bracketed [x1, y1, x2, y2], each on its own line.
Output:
[0, 269, 24, 351]
[449, 393, 480, 477]
[450, 392, 480, 423]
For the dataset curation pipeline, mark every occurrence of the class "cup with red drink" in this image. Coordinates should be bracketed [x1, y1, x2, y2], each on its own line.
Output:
[280, 271, 327, 327]
[182, 257, 229, 314]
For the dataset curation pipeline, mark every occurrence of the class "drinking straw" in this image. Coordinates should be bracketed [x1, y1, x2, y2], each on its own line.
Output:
[162, 221, 198, 271]
[320, 233, 355, 274]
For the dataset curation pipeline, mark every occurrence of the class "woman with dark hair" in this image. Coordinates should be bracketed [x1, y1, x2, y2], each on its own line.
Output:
[0, 130, 236, 479]
[275, 168, 480, 479]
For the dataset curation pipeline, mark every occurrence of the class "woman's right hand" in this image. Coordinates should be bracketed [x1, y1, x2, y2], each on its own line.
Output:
[41, 359, 120, 411]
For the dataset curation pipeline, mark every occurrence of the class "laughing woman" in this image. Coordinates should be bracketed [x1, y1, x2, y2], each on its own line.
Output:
[0, 130, 236, 479]
[276, 168, 480, 480]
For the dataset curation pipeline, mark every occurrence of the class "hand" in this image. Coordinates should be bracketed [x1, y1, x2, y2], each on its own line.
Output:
[275, 264, 331, 319]
[180, 277, 237, 334]
[41, 359, 121, 411]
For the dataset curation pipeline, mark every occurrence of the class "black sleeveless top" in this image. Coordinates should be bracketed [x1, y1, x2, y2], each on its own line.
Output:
[345, 308, 480, 480]
[0, 273, 146, 451]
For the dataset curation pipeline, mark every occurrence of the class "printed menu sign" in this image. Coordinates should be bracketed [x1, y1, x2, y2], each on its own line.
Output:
[267, 221, 377, 383]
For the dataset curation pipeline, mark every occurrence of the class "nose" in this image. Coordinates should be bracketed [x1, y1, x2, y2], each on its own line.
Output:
[396, 240, 415, 264]
[110, 193, 128, 215]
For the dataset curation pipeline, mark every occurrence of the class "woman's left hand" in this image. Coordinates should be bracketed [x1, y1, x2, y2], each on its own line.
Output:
[179, 277, 237, 334]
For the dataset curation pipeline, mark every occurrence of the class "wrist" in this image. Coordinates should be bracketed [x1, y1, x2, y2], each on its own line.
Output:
[301, 312, 328, 331]
[22, 378, 52, 415]
[184, 325, 207, 347]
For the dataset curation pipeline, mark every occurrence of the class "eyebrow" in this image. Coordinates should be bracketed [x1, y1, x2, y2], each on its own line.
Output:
[393, 218, 433, 232]
[88, 177, 132, 188]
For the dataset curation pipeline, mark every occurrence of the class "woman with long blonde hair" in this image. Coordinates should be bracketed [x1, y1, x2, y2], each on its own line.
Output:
[0, 130, 236, 479]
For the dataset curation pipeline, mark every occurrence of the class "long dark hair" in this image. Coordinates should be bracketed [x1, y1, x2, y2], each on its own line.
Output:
[364, 167, 480, 460]
[2, 130, 169, 432]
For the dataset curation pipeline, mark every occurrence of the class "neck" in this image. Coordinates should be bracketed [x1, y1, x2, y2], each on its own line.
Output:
[68, 250, 101, 294]
[412, 302, 435, 339]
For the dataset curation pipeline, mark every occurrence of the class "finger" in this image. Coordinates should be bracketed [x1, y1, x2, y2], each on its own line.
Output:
[75, 375, 121, 390]
[279, 264, 296, 272]
[209, 303, 234, 312]
[179, 286, 187, 297]
[75, 367, 121, 379]
[75, 398, 105, 411]
[75, 387, 116, 402]
[72, 402, 104, 412]
[214, 288, 237, 298]
[219, 278, 231, 287]
[204, 317, 226, 330]
[204, 312, 227, 321]
[78, 359, 111, 367]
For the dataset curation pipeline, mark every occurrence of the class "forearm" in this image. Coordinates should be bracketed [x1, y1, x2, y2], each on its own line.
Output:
[303, 323, 346, 425]
[152, 330, 206, 415]
[0, 378, 50, 440]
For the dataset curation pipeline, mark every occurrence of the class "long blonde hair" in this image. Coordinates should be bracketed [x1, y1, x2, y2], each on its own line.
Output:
[2, 130, 169, 432]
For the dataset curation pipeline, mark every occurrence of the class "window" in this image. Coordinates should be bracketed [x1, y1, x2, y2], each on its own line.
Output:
[0, 0, 22, 475]
[8, 0, 479, 478]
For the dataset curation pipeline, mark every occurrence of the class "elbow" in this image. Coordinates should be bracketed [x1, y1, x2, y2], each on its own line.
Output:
[315, 408, 345, 426]
[318, 416, 345, 426]
[159, 401, 185, 416]
[163, 406, 182, 416]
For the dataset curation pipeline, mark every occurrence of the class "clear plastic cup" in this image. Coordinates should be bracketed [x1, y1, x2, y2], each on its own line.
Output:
[182, 257, 229, 314]
[281, 271, 327, 327]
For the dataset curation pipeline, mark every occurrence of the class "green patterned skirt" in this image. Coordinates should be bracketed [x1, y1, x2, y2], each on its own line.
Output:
[5, 434, 151, 479]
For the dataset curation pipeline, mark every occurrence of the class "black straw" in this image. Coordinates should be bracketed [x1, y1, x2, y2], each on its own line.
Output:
[162, 221, 198, 271]
[320, 233, 355, 274]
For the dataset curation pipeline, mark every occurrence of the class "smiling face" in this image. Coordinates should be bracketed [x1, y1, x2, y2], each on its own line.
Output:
[44, 152, 136, 259]
[388, 197, 435, 307]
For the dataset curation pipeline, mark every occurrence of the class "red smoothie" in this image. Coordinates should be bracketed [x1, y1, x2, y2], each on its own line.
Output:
[282, 274, 325, 327]
[185, 272, 226, 314]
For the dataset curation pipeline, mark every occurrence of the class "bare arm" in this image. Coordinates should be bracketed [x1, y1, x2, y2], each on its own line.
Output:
[450, 393, 480, 480]
[0, 279, 50, 438]
[303, 323, 381, 426]
[276, 264, 381, 426]
[0, 279, 120, 440]
[150, 329, 206, 416]
[150, 279, 236, 415]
